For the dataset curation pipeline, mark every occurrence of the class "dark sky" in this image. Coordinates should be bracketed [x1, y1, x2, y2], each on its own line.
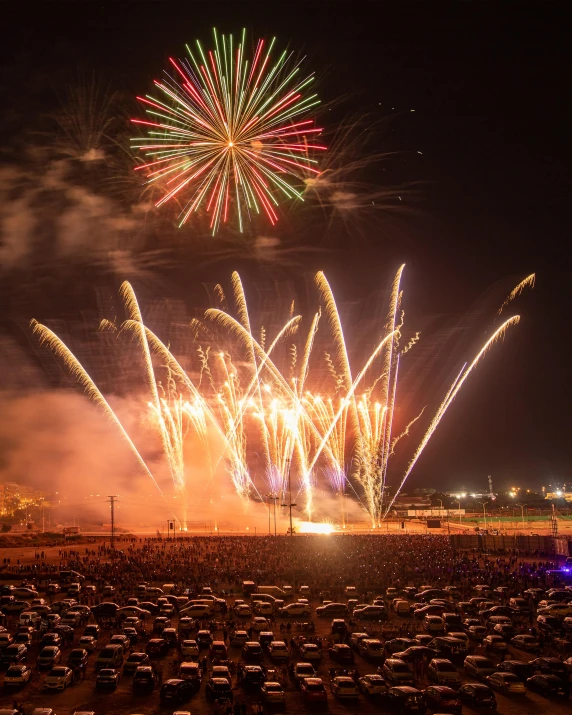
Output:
[2, 2, 570, 494]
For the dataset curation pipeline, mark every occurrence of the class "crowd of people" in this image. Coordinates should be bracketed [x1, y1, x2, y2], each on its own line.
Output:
[2, 534, 565, 602]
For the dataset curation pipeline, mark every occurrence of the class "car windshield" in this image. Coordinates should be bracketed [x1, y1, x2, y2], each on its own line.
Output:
[266, 684, 281, 691]
[368, 642, 382, 650]
[6, 667, 23, 675]
[392, 663, 410, 673]
[50, 668, 66, 675]
[307, 683, 324, 691]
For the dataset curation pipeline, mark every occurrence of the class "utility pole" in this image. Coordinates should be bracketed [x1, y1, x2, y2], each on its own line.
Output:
[281, 459, 296, 536]
[479, 501, 488, 531]
[108, 496, 118, 550]
[516, 504, 526, 531]
[266, 493, 278, 537]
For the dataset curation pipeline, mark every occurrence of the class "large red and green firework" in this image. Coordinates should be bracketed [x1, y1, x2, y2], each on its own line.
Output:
[131, 29, 325, 234]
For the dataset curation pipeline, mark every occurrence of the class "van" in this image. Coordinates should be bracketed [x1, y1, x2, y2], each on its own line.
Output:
[19, 611, 40, 627]
[382, 658, 415, 686]
[68, 582, 82, 596]
[442, 613, 463, 630]
[242, 581, 257, 595]
[96, 644, 124, 670]
[182, 604, 212, 618]
[256, 586, 285, 598]
[393, 599, 411, 615]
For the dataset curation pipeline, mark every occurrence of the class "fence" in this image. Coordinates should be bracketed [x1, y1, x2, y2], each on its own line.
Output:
[450, 534, 572, 554]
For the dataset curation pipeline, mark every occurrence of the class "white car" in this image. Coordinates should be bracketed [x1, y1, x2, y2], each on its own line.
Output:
[230, 630, 249, 647]
[280, 602, 311, 617]
[251, 617, 270, 632]
[4, 664, 33, 685]
[181, 640, 199, 657]
[331, 676, 359, 698]
[234, 604, 252, 618]
[43, 666, 73, 690]
[261, 681, 286, 703]
[299, 643, 322, 661]
[358, 673, 388, 695]
[78, 636, 97, 652]
[268, 641, 289, 661]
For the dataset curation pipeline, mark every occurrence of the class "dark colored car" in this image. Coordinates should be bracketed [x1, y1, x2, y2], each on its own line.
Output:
[197, 630, 214, 648]
[0, 644, 27, 666]
[384, 686, 426, 713]
[91, 602, 119, 617]
[458, 683, 496, 708]
[242, 642, 264, 663]
[529, 657, 567, 680]
[242, 665, 266, 689]
[96, 668, 120, 689]
[145, 638, 169, 657]
[133, 665, 155, 691]
[66, 649, 88, 670]
[498, 660, 533, 681]
[84, 624, 101, 639]
[160, 678, 197, 704]
[526, 674, 569, 697]
[300, 677, 328, 703]
[329, 644, 354, 663]
[40, 633, 62, 648]
[393, 646, 438, 665]
[424, 686, 462, 714]
[354, 605, 388, 621]
[315, 603, 349, 617]
[123, 652, 150, 675]
[206, 677, 234, 703]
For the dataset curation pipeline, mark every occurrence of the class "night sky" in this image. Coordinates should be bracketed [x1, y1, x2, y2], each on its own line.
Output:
[1, 2, 570, 494]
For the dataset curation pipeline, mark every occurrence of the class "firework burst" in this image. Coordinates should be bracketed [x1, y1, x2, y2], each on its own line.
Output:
[131, 29, 325, 234]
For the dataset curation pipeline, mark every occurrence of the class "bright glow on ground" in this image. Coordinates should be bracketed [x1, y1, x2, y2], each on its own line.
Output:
[298, 521, 335, 534]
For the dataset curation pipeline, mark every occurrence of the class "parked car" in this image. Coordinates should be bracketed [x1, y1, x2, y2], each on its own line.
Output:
[205, 677, 233, 703]
[133, 665, 155, 692]
[123, 652, 150, 675]
[329, 643, 354, 663]
[3, 664, 33, 687]
[485, 672, 526, 695]
[37, 646, 61, 669]
[464, 655, 497, 680]
[160, 678, 197, 704]
[384, 686, 427, 713]
[458, 682, 496, 708]
[428, 658, 461, 687]
[498, 660, 533, 681]
[383, 658, 415, 686]
[331, 675, 359, 698]
[43, 666, 73, 690]
[300, 677, 328, 703]
[96, 668, 121, 690]
[424, 685, 462, 714]
[526, 674, 569, 697]
[260, 681, 286, 704]
[358, 673, 388, 696]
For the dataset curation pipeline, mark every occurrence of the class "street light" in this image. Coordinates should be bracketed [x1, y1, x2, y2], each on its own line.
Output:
[281, 458, 296, 536]
[516, 503, 527, 531]
[454, 499, 462, 525]
[479, 501, 489, 531]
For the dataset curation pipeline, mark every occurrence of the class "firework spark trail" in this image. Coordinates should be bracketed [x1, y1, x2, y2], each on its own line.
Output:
[315, 271, 362, 483]
[303, 329, 399, 483]
[30, 320, 164, 496]
[498, 273, 536, 314]
[131, 29, 325, 234]
[378, 265, 404, 509]
[384, 315, 521, 517]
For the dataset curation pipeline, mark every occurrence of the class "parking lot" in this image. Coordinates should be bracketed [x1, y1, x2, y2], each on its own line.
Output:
[0, 535, 571, 715]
